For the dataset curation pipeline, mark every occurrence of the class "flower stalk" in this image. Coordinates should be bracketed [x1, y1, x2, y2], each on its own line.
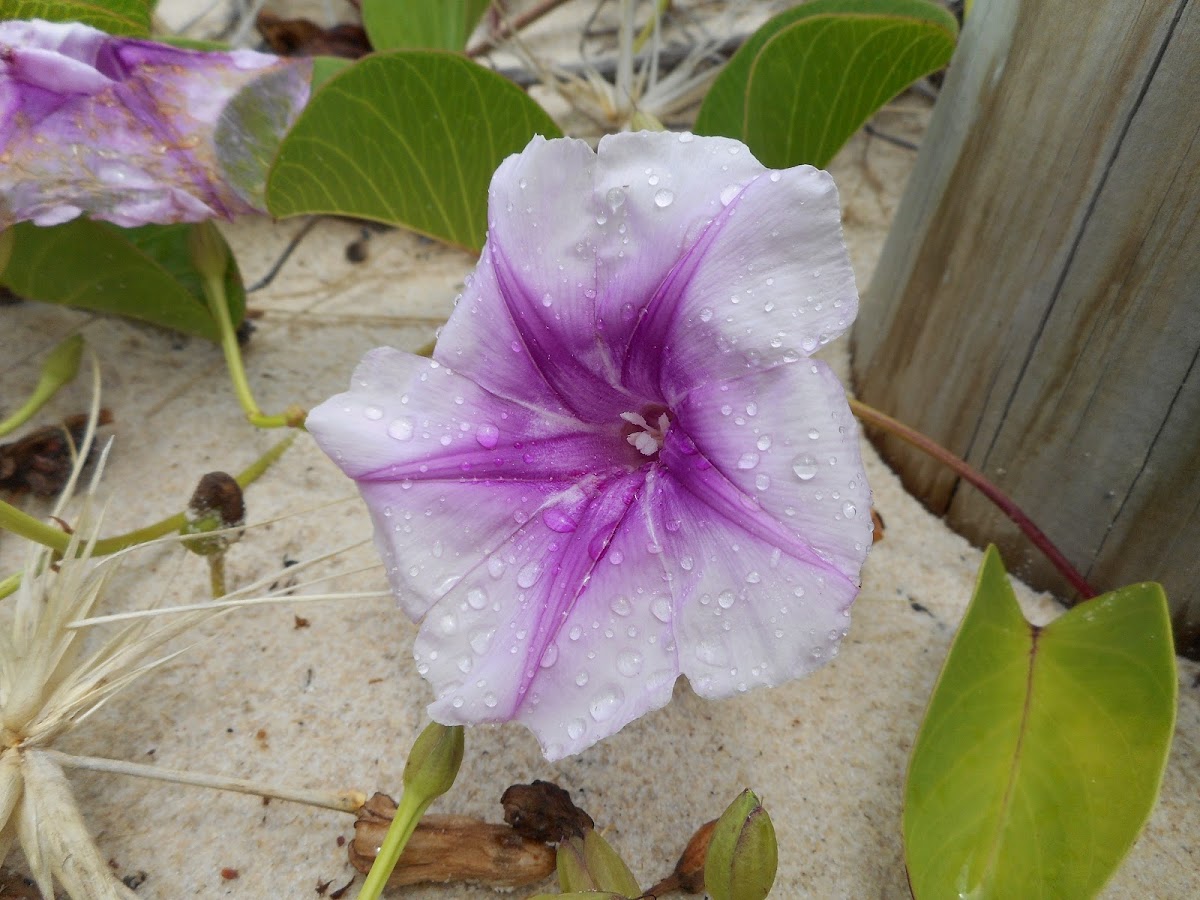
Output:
[189, 222, 306, 430]
[847, 397, 1097, 599]
[0, 433, 297, 599]
[0, 335, 84, 438]
[358, 722, 465, 900]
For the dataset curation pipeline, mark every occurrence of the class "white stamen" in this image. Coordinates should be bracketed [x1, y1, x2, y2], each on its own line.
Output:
[623, 410, 669, 456]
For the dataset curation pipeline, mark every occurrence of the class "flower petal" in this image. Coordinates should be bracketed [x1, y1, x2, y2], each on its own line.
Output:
[435, 132, 856, 414]
[670, 360, 873, 577]
[650, 462, 859, 699]
[0, 19, 310, 228]
[415, 470, 681, 759]
[307, 347, 638, 616]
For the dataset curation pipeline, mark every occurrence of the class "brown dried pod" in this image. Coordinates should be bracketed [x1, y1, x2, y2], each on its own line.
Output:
[646, 818, 717, 896]
[501, 779, 594, 843]
[0, 410, 112, 496]
[256, 11, 371, 59]
[349, 793, 555, 888]
[871, 508, 886, 543]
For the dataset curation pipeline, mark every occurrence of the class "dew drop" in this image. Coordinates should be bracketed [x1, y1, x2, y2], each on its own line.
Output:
[475, 423, 499, 449]
[575, 671, 589, 687]
[387, 418, 414, 441]
[737, 452, 760, 470]
[363, 405, 383, 420]
[617, 650, 643, 677]
[717, 590, 735, 609]
[756, 435, 772, 451]
[842, 502, 858, 518]
[483, 692, 498, 708]
[651, 595, 672, 622]
[466, 588, 488, 610]
[543, 507, 578, 533]
[566, 718, 586, 740]
[654, 188, 675, 208]
[486, 557, 505, 579]
[516, 561, 542, 588]
[606, 187, 626, 211]
[755, 473, 771, 491]
[792, 455, 818, 480]
[699, 307, 714, 322]
[470, 630, 493, 654]
[695, 638, 728, 665]
[678, 132, 695, 143]
[540, 644, 558, 668]
[610, 595, 633, 617]
[719, 184, 741, 206]
[808, 428, 821, 440]
[589, 687, 623, 722]
[745, 571, 761, 584]
[680, 555, 694, 571]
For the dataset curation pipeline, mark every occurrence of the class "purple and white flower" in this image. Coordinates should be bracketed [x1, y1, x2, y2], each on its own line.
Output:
[0, 19, 310, 229]
[308, 132, 873, 759]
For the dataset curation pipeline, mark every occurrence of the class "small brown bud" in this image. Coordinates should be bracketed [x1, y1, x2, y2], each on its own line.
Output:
[182, 472, 245, 556]
[501, 780, 593, 843]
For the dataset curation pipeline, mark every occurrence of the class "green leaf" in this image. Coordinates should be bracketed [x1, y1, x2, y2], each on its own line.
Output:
[362, 0, 490, 51]
[310, 55, 351, 92]
[695, 0, 957, 168]
[1, 220, 245, 341]
[904, 547, 1177, 899]
[0, 0, 153, 35]
[266, 51, 562, 252]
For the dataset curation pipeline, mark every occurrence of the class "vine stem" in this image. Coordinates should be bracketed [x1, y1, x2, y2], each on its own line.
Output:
[0, 433, 297, 598]
[848, 397, 1097, 599]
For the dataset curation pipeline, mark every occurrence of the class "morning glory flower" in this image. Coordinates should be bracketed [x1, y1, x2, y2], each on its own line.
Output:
[0, 19, 310, 229]
[307, 132, 873, 759]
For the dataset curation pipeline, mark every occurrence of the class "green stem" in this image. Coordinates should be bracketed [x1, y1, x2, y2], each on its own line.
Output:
[0, 433, 297, 595]
[202, 272, 305, 430]
[0, 335, 85, 437]
[848, 397, 1097, 599]
[208, 553, 227, 599]
[358, 790, 430, 899]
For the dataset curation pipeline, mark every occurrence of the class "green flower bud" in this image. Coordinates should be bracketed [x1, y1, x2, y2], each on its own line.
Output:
[186, 219, 229, 281]
[402, 722, 464, 801]
[704, 790, 778, 900]
[41, 333, 84, 391]
[557, 829, 640, 897]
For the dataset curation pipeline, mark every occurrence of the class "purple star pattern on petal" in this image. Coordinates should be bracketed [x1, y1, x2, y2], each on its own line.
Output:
[308, 132, 873, 760]
[0, 19, 310, 229]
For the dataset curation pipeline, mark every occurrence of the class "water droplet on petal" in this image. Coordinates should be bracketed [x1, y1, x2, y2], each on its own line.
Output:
[792, 454, 818, 480]
[737, 452, 760, 469]
[842, 502, 858, 518]
[617, 650, 643, 677]
[470, 630, 493, 654]
[589, 687, 623, 722]
[363, 405, 383, 420]
[678, 132, 695, 143]
[610, 595, 632, 617]
[475, 423, 499, 448]
[543, 507, 578, 533]
[567, 718, 586, 740]
[757, 435, 772, 451]
[717, 590, 735, 609]
[487, 557, 505, 579]
[483, 692, 498, 708]
[387, 418, 414, 441]
[699, 307, 714, 322]
[516, 561, 542, 588]
[540, 644, 558, 668]
[651, 595, 672, 622]
[808, 428, 821, 440]
[654, 188, 675, 208]
[606, 187, 626, 211]
[575, 671, 589, 686]
[466, 588, 488, 610]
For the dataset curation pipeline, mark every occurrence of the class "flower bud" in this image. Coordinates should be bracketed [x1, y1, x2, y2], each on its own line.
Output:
[402, 722, 464, 801]
[40, 334, 85, 393]
[557, 829, 640, 897]
[704, 790, 778, 900]
[181, 471, 245, 556]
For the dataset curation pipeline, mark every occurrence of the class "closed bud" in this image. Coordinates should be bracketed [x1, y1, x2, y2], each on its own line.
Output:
[557, 829, 640, 897]
[181, 471, 245, 556]
[402, 722, 464, 801]
[186, 219, 229, 281]
[704, 790, 778, 900]
[40, 334, 85, 393]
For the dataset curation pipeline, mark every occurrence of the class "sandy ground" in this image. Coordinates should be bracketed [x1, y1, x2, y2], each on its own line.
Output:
[2, 1, 1198, 898]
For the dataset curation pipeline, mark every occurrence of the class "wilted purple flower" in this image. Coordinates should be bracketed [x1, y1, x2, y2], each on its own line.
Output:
[308, 132, 873, 759]
[0, 19, 310, 229]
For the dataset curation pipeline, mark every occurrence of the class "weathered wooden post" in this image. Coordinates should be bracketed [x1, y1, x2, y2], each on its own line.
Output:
[851, 0, 1200, 649]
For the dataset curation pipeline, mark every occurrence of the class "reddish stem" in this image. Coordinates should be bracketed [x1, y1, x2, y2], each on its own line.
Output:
[848, 397, 1098, 600]
[467, 0, 575, 57]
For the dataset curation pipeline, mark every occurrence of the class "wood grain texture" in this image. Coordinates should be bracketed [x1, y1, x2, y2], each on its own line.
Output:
[851, 0, 1200, 646]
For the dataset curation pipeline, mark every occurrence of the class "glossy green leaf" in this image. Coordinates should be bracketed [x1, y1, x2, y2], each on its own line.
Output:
[362, 0, 490, 51]
[1, 0, 153, 35]
[266, 51, 562, 252]
[1, 220, 245, 341]
[310, 55, 351, 91]
[904, 547, 1176, 899]
[695, 0, 957, 168]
